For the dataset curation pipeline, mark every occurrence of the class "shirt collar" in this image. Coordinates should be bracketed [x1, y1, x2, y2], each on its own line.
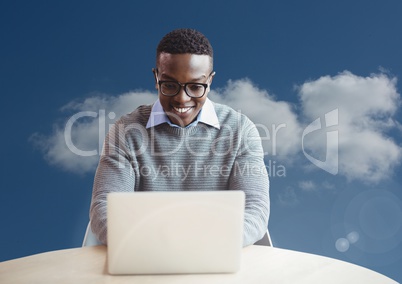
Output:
[146, 98, 220, 129]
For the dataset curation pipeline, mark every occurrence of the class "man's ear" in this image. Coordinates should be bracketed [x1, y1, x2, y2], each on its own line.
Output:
[210, 71, 216, 83]
[152, 68, 158, 90]
[207, 71, 216, 91]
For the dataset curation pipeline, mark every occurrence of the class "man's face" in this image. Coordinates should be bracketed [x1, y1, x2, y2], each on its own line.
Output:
[155, 53, 213, 127]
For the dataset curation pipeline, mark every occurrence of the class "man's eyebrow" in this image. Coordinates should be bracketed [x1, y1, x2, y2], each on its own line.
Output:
[160, 74, 207, 82]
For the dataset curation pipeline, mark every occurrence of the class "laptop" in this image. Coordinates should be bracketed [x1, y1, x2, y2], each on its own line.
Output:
[107, 190, 245, 275]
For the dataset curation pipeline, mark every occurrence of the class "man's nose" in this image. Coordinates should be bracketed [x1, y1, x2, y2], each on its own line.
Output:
[174, 86, 191, 103]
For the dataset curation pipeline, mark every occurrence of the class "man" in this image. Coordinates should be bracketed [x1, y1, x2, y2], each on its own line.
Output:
[90, 28, 270, 247]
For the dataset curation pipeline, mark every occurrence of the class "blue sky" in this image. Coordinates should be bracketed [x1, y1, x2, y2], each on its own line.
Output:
[1, 0, 402, 282]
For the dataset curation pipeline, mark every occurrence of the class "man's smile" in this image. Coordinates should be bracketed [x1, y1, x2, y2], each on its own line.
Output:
[173, 106, 194, 114]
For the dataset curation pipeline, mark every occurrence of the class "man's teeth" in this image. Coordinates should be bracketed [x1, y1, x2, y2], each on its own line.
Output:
[174, 107, 192, 113]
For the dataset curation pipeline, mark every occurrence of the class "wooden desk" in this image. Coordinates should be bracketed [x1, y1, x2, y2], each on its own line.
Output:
[0, 245, 397, 284]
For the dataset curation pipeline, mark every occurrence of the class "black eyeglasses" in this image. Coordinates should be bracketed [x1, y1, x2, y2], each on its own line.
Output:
[154, 70, 215, 98]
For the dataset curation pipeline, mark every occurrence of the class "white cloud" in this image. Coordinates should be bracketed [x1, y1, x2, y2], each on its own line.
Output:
[209, 79, 302, 158]
[322, 181, 336, 190]
[276, 186, 300, 206]
[31, 91, 156, 174]
[298, 71, 401, 182]
[299, 180, 316, 191]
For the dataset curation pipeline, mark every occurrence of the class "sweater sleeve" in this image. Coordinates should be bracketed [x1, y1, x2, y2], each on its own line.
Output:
[89, 121, 135, 244]
[229, 118, 270, 247]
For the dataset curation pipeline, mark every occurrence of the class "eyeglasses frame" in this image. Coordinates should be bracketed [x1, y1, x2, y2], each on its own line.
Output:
[153, 68, 215, 98]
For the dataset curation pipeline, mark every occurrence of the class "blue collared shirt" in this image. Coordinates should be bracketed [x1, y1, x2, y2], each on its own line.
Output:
[146, 98, 220, 129]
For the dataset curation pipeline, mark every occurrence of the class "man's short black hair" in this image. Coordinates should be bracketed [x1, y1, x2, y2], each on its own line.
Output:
[156, 28, 213, 60]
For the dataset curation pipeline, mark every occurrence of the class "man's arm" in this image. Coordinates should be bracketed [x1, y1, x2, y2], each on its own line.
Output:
[90, 122, 135, 244]
[229, 119, 270, 247]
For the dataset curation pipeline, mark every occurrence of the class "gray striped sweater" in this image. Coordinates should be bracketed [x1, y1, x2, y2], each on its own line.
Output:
[90, 102, 270, 246]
